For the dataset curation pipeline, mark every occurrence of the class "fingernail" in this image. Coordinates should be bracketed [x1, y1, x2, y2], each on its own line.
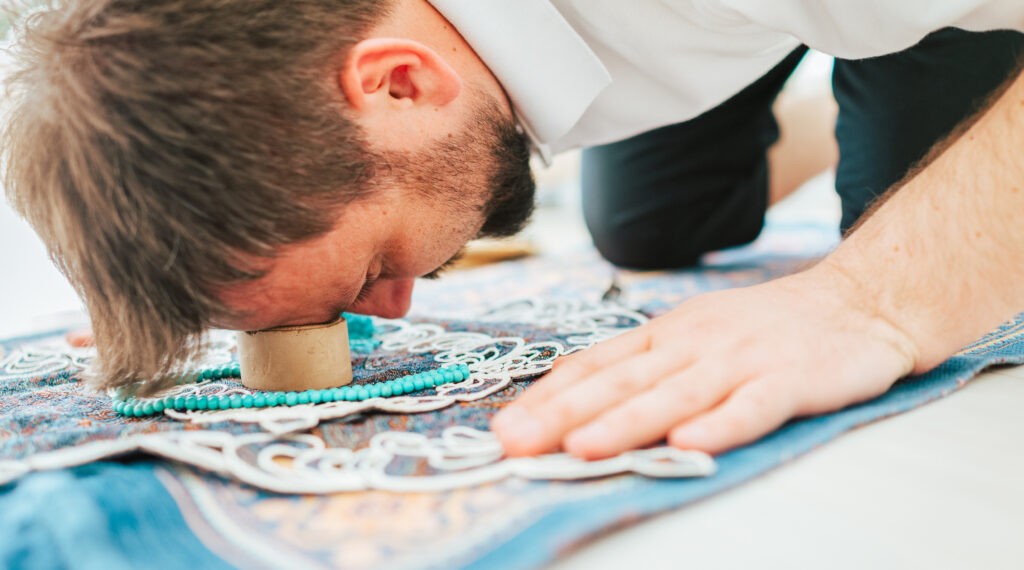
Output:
[672, 424, 707, 444]
[492, 408, 543, 445]
[564, 424, 612, 457]
[570, 423, 611, 445]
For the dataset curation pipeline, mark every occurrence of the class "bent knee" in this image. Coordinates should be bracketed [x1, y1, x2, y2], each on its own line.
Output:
[588, 228, 695, 269]
[585, 209, 764, 270]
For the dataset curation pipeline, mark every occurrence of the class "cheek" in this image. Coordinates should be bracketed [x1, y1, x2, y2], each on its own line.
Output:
[393, 210, 483, 273]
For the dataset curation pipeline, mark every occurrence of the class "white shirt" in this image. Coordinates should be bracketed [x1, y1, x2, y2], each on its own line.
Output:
[428, 0, 1024, 164]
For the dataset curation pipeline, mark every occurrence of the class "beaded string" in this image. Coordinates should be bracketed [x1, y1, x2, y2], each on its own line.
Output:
[112, 364, 470, 418]
[112, 313, 471, 418]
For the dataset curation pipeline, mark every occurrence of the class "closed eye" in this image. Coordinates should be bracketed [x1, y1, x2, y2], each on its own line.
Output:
[350, 271, 381, 306]
[351, 285, 373, 306]
[421, 248, 465, 280]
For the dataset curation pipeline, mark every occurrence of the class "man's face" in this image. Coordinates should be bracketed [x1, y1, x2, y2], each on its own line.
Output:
[217, 98, 534, 330]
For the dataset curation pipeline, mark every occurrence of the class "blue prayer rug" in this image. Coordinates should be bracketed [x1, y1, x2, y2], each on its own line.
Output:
[2, 221, 1022, 569]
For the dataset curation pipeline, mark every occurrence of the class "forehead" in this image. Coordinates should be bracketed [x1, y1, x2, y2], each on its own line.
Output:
[217, 261, 360, 330]
[214, 189, 488, 330]
[217, 214, 380, 330]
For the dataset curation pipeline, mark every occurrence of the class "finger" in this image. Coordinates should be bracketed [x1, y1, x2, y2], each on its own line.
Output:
[562, 363, 740, 460]
[66, 329, 94, 348]
[668, 377, 797, 455]
[494, 349, 690, 456]
[549, 347, 586, 368]
[509, 327, 653, 410]
[527, 346, 688, 418]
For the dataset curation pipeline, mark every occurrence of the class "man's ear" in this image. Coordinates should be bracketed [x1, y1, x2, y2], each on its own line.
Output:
[340, 38, 462, 113]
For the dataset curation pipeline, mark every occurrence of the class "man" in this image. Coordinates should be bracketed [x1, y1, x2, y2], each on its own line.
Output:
[3, 0, 1023, 459]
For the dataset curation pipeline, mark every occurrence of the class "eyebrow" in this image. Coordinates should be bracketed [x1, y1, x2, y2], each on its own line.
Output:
[421, 248, 465, 280]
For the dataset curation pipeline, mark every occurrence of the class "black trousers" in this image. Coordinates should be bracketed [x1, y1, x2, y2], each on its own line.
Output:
[582, 28, 1024, 269]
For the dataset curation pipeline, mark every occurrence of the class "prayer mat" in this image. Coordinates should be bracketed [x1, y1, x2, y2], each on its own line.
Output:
[2, 220, 1023, 569]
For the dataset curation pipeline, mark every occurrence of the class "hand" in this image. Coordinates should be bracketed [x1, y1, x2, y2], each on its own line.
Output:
[491, 265, 920, 458]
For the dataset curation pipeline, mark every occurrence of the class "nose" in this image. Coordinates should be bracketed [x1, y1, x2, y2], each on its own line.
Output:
[348, 278, 415, 318]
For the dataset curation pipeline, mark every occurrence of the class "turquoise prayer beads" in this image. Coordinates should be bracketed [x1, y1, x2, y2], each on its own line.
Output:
[111, 313, 471, 418]
[345, 313, 375, 340]
[112, 364, 471, 418]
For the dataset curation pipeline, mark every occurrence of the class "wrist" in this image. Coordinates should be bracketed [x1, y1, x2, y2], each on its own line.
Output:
[804, 255, 922, 375]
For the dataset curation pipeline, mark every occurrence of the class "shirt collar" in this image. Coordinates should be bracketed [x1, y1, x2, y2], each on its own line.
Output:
[427, 0, 611, 165]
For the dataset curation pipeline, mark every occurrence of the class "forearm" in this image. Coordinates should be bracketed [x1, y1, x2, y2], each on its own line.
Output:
[823, 67, 1024, 373]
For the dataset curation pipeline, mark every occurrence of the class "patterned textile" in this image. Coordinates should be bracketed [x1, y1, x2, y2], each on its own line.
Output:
[2, 221, 1022, 569]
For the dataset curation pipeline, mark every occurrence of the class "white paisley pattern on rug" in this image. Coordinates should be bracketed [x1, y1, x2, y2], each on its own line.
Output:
[0, 298, 716, 491]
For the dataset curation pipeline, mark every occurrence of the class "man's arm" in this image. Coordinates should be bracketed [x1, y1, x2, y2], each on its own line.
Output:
[830, 67, 1024, 372]
[492, 67, 1024, 458]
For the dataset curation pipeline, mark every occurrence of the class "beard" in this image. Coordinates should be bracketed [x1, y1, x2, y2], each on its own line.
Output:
[474, 109, 536, 239]
[385, 94, 536, 240]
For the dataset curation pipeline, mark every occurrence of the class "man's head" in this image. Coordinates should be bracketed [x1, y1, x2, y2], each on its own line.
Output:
[2, 0, 535, 391]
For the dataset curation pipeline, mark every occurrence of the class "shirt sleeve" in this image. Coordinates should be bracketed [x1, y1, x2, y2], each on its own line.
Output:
[715, 0, 1024, 59]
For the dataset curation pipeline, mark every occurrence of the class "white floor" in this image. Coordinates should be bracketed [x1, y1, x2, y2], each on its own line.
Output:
[553, 367, 1024, 570]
